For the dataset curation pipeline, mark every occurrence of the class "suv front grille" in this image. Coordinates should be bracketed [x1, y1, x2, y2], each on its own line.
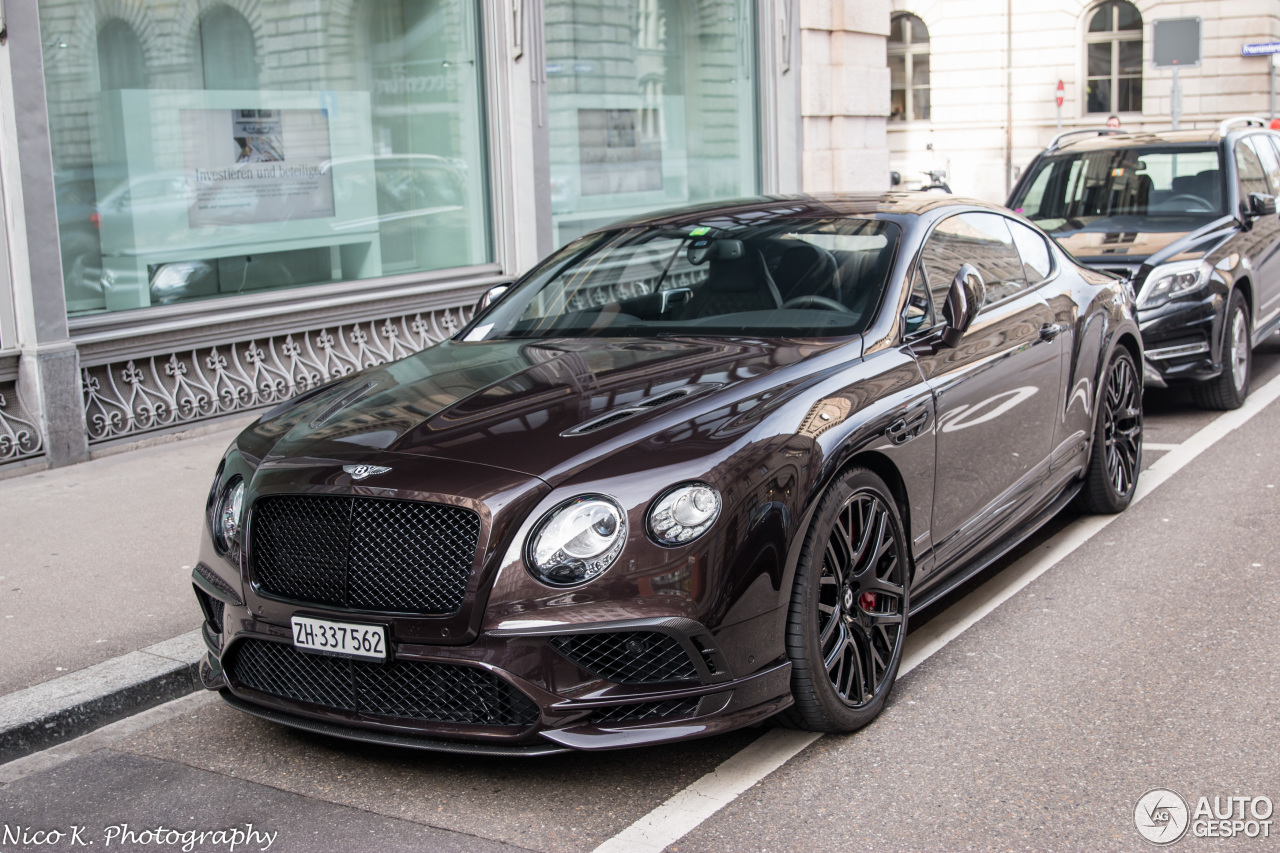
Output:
[250, 495, 481, 614]
[229, 639, 539, 728]
[551, 632, 702, 683]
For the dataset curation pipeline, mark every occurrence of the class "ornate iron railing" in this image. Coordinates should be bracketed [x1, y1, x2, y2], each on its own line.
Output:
[80, 306, 470, 444]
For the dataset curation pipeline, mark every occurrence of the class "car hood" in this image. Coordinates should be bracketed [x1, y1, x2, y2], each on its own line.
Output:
[1049, 214, 1237, 267]
[245, 336, 861, 483]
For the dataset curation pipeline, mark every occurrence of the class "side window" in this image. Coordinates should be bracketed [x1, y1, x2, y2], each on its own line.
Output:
[903, 263, 936, 334]
[1250, 135, 1280, 195]
[1006, 219, 1054, 285]
[1235, 137, 1270, 203]
[920, 212, 1028, 310]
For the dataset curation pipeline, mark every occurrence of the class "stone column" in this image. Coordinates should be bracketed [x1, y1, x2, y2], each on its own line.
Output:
[799, 0, 891, 192]
[0, 0, 89, 467]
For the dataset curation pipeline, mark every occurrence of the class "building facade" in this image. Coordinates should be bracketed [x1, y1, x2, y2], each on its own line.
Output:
[0, 0, 891, 471]
[888, 0, 1280, 200]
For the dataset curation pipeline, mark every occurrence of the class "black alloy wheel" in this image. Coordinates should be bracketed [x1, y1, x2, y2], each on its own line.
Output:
[783, 468, 908, 732]
[1076, 348, 1142, 514]
[1192, 289, 1251, 411]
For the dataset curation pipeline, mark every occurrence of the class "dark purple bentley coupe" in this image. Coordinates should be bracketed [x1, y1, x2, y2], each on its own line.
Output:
[192, 194, 1142, 755]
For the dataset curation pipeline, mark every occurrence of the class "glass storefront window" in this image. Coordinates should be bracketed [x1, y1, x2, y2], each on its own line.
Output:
[544, 0, 760, 246]
[40, 0, 491, 316]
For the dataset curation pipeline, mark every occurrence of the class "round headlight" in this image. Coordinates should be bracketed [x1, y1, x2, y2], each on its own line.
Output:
[216, 479, 245, 550]
[526, 495, 626, 586]
[647, 483, 721, 545]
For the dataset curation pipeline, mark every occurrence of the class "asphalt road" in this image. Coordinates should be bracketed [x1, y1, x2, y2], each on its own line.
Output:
[3, 341, 1280, 852]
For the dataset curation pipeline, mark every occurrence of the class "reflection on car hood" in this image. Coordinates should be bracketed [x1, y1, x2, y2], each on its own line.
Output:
[250, 336, 857, 481]
[1054, 228, 1195, 264]
[1050, 214, 1237, 267]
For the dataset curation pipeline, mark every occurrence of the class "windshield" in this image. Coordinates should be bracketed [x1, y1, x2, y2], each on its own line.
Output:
[1011, 146, 1225, 235]
[463, 218, 902, 340]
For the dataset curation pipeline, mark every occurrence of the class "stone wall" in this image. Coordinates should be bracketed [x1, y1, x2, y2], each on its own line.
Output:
[799, 0, 893, 193]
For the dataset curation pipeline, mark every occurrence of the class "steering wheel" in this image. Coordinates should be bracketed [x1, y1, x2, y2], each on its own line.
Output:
[1164, 193, 1213, 212]
[780, 294, 855, 314]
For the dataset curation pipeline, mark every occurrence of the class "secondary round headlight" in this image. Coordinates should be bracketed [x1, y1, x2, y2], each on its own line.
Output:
[526, 495, 626, 586]
[647, 483, 721, 545]
[216, 479, 245, 551]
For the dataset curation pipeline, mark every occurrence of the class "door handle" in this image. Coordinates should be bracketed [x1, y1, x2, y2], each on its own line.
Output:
[1039, 322, 1065, 341]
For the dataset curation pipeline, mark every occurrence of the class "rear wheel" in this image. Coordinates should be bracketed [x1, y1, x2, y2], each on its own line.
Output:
[1192, 289, 1251, 410]
[783, 469, 908, 732]
[1075, 348, 1142, 514]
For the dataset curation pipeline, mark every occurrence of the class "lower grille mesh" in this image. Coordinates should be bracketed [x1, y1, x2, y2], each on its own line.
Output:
[592, 699, 700, 725]
[551, 632, 701, 683]
[229, 640, 539, 727]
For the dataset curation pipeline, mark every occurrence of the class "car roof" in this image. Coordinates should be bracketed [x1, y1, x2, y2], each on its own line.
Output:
[595, 193, 1008, 232]
[1050, 126, 1280, 155]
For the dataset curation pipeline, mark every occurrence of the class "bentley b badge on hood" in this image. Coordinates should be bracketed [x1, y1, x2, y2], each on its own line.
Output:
[343, 464, 392, 480]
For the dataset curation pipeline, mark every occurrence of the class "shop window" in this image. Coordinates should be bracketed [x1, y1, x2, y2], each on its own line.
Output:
[545, 0, 760, 246]
[1085, 0, 1142, 115]
[40, 0, 492, 317]
[889, 13, 930, 122]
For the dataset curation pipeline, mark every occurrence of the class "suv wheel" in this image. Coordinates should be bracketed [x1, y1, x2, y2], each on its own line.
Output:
[1192, 290, 1251, 410]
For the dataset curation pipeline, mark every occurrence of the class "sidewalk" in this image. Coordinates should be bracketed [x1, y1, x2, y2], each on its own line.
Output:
[0, 420, 250, 697]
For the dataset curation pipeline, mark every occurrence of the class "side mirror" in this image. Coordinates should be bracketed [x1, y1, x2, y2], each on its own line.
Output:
[474, 282, 511, 314]
[890, 170, 902, 187]
[940, 264, 985, 348]
[1249, 192, 1277, 217]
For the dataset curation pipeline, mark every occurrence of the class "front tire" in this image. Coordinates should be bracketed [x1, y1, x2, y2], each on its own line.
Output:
[1192, 289, 1251, 410]
[1076, 348, 1142, 514]
[783, 469, 908, 732]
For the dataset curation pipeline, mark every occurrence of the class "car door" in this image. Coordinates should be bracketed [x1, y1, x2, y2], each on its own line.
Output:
[910, 212, 1065, 569]
[1242, 135, 1280, 332]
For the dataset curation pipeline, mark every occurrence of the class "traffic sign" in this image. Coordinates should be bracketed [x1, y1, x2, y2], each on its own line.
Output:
[1055, 80, 1064, 108]
[1243, 42, 1280, 56]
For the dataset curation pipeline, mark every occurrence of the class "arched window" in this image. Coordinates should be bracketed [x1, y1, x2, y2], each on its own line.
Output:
[889, 13, 929, 122]
[197, 5, 259, 90]
[97, 19, 147, 90]
[1085, 0, 1142, 114]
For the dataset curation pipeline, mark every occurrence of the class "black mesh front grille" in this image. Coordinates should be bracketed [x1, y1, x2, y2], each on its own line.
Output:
[551, 632, 701, 684]
[251, 495, 480, 614]
[592, 699, 699, 725]
[229, 640, 539, 727]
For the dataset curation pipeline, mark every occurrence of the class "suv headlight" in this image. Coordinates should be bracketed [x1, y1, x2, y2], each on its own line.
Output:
[647, 483, 722, 545]
[1137, 259, 1211, 310]
[526, 495, 626, 586]
[215, 478, 245, 552]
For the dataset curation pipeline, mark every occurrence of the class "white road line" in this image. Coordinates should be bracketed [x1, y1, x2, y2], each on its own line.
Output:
[1142, 442, 1182, 451]
[593, 372, 1280, 853]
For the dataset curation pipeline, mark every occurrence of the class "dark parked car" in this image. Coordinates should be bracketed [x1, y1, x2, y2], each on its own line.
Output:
[1008, 117, 1280, 409]
[192, 194, 1142, 755]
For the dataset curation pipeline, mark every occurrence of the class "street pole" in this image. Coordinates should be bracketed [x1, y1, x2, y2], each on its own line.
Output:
[1272, 53, 1278, 120]
[1171, 66, 1181, 130]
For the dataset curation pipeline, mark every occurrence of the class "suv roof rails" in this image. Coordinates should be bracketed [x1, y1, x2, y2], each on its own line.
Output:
[1218, 115, 1270, 136]
[1046, 127, 1124, 152]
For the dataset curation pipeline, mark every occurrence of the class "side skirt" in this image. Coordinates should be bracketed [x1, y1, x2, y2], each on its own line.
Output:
[908, 479, 1082, 614]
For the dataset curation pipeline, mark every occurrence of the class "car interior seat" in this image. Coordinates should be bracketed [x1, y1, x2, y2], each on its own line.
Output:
[774, 243, 840, 305]
[677, 247, 782, 320]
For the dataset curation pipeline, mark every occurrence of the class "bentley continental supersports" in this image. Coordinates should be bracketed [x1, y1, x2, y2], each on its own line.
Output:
[193, 194, 1143, 755]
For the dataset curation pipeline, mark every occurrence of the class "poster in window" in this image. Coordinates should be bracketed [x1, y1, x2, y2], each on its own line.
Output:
[180, 108, 335, 228]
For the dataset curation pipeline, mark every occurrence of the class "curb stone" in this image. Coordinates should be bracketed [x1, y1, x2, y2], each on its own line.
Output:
[0, 631, 205, 764]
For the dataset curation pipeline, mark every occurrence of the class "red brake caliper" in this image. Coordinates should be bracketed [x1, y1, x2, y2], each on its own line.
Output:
[859, 591, 877, 612]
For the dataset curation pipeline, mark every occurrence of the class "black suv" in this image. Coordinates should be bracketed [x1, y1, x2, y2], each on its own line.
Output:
[1007, 117, 1280, 409]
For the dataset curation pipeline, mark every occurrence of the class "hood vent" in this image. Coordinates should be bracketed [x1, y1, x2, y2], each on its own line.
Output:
[561, 384, 719, 437]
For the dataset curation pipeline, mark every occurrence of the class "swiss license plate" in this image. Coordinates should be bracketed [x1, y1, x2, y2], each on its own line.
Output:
[291, 615, 386, 661]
